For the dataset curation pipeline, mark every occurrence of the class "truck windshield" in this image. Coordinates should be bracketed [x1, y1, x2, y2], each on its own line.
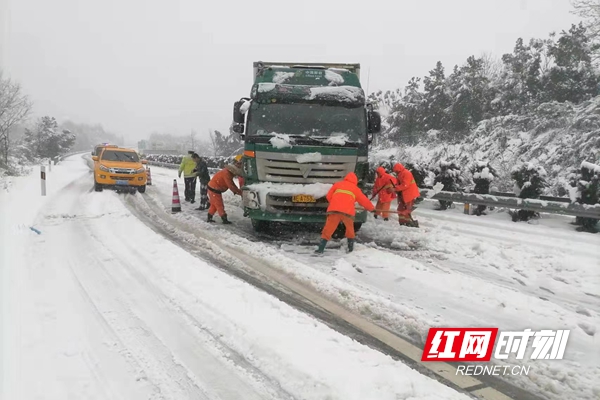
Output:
[101, 150, 139, 162]
[247, 103, 367, 143]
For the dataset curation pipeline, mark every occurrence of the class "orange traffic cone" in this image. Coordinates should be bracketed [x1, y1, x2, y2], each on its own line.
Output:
[146, 167, 152, 186]
[172, 179, 181, 213]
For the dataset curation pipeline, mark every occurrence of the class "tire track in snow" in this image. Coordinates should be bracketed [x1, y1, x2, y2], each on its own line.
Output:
[124, 188, 547, 400]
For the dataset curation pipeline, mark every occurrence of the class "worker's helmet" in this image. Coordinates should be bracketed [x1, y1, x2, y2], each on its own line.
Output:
[234, 154, 243, 162]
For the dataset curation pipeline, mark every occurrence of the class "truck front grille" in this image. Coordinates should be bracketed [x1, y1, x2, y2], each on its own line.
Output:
[267, 194, 329, 214]
[255, 151, 356, 184]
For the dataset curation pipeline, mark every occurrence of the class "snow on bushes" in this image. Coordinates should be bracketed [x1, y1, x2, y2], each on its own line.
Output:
[470, 161, 497, 215]
[433, 160, 464, 210]
[568, 161, 600, 231]
[510, 162, 548, 221]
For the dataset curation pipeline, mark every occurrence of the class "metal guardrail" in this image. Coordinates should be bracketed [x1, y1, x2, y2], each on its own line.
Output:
[420, 189, 600, 219]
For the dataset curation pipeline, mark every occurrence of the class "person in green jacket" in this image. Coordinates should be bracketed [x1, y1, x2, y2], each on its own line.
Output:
[178, 150, 197, 203]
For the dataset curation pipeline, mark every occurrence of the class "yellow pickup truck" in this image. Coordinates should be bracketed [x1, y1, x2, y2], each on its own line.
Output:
[92, 146, 148, 193]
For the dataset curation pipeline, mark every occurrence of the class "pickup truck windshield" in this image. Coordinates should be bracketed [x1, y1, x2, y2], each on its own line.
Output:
[101, 150, 139, 162]
[247, 103, 366, 143]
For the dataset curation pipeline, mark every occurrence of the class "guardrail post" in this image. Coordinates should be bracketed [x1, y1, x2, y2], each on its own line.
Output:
[41, 166, 46, 196]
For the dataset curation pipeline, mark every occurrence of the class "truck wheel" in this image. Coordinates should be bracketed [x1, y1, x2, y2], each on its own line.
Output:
[94, 181, 103, 192]
[251, 219, 271, 233]
[137, 185, 146, 194]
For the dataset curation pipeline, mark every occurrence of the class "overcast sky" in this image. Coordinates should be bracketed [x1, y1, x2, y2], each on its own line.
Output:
[1, 0, 579, 143]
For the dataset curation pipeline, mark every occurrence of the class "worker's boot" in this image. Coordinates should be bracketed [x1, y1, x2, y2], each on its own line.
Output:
[347, 238, 355, 253]
[383, 218, 389, 221]
[221, 214, 232, 224]
[373, 214, 378, 219]
[314, 239, 327, 254]
[207, 213, 215, 223]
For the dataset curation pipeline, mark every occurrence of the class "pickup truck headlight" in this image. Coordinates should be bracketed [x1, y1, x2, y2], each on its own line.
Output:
[135, 167, 146, 174]
[99, 164, 110, 172]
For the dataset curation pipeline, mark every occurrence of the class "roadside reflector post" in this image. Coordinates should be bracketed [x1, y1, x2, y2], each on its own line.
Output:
[41, 166, 47, 196]
[463, 203, 470, 215]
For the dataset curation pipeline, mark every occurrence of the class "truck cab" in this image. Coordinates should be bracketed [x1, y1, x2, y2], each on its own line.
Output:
[232, 62, 381, 232]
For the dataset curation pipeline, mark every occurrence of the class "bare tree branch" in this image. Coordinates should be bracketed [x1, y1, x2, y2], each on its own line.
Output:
[0, 71, 32, 166]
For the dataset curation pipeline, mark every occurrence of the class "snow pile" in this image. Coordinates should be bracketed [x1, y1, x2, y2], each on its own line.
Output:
[323, 134, 349, 145]
[324, 70, 344, 85]
[273, 71, 295, 84]
[269, 133, 293, 149]
[240, 99, 251, 114]
[473, 167, 494, 181]
[306, 86, 363, 103]
[257, 83, 277, 93]
[296, 152, 322, 163]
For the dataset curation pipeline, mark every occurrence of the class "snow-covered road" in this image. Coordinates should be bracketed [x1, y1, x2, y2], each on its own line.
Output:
[1, 155, 471, 400]
[142, 163, 600, 400]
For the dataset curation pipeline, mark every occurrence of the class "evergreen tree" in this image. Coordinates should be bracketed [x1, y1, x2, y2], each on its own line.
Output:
[422, 61, 451, 131]
[510, 162, 548, 221]
[24, 116, 75, 159]
[542, 23, 600, 104]
[434, 160, 463, 210]
[470, 161, 497, 215]
[569, 161, 600, 231]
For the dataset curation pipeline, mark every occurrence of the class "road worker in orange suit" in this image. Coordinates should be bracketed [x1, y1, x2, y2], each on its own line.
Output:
[315, 172, 375, 254]
[393, 163, 420, 227]
[372, 166, 397, 221]
[206, 161, 243, 224]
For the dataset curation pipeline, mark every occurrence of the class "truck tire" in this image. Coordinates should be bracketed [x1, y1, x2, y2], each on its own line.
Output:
[137, 185, 146, 194]
[94, 181, 103, 192]
[251, 219, 271, 233]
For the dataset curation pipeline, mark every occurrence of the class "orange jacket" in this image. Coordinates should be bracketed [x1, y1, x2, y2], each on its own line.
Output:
[393, 163, 420, 203]
[208, 166, 242, 195]
[326, 172, 375, 216]
[372, 166, 397, 203]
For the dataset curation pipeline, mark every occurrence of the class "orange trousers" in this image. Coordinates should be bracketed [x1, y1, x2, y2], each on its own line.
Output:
[397, 198, 415, 223]
[321, 213, 355, 241]
[208, 191, 226, 217]
[375, 200, 392, 218]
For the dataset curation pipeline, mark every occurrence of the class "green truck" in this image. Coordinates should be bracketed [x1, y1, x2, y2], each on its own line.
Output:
[232, 61, 380, 233]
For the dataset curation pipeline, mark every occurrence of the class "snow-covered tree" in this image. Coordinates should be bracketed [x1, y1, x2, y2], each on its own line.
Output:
[510, 162, 548, 221]
[0, 71, 32, 166]
[470, 161, 497, 215]
[24, 116, 75, 159]
[404, 162, 427, 188]
[568, 161, 600, 231]
[434, 160, 464, 210]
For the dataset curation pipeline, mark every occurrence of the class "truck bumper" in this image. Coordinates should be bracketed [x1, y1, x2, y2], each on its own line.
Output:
[244, 208, 368, 224]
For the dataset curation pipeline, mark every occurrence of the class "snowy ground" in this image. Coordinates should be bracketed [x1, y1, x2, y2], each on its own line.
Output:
[142, 164, 600, 400]
[0, 155, 471, 400]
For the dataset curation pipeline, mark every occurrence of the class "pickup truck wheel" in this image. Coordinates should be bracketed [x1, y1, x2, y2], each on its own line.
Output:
[94, 181, 103, 192]
[137, 185, 146, 194]
[251, 219, 271, 233]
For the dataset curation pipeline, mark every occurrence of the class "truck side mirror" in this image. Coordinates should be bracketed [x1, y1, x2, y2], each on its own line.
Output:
[368, 110, 381, 134]
[233, 100, 245, 124]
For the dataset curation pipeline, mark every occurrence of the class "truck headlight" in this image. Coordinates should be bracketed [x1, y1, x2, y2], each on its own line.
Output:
[99, 164, 110, 172]
[135, 167, 146, 174]
[243, 190, 260, 209]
